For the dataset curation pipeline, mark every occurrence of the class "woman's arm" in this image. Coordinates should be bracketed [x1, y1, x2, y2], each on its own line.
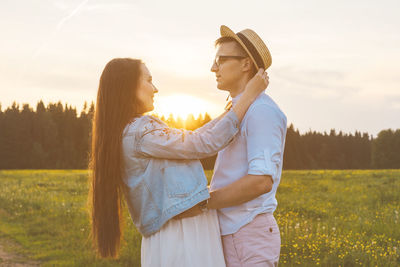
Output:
[134, 110, 239, 159]
[194, 110, 227, 134]
[135, 69, 269, 160]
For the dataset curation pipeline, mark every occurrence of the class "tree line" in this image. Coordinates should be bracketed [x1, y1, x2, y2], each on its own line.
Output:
[0, 101, 399, 170]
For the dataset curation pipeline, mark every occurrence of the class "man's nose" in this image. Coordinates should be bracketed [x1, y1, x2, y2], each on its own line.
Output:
[210, 61, 218, 72]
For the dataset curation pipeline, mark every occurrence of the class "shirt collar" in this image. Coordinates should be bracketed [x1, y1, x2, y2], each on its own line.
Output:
[231, 90, 265, 105]
[231, 92, 244, 105]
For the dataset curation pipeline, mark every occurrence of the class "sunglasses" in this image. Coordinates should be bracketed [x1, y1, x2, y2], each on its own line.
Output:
[213, 55, 247, 67]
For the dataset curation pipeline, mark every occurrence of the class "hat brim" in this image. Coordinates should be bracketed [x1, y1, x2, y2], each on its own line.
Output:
[220, 25, 261, 70]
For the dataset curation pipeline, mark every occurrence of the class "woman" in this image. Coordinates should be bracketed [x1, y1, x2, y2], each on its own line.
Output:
[89, 58, 268, 266]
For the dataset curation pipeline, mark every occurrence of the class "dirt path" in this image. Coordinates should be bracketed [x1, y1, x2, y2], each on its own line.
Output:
[0, 241, 39, 267]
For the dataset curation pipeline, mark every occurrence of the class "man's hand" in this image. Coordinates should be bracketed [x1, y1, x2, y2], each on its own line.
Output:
[173, 204, 203, 220]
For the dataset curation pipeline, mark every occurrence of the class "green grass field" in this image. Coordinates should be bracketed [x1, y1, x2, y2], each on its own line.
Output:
[0, 170, 399, 266]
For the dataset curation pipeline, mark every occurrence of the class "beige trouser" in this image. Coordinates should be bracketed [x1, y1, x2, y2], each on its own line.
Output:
[221, 213, 281, 267]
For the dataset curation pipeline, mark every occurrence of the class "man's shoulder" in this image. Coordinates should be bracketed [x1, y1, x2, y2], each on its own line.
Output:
[247, 94, 287, 122]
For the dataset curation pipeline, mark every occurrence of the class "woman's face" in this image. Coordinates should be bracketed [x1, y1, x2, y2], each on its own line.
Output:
[136, 64, 158, 113]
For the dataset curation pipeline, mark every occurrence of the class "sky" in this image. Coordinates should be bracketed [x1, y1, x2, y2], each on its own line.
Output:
[0, 0, 399, 136]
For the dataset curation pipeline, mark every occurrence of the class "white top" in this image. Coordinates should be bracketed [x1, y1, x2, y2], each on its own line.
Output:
[210, 91, 287, 236]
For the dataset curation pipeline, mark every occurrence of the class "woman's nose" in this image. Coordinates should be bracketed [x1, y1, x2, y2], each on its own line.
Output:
[153, 84, 159, 93]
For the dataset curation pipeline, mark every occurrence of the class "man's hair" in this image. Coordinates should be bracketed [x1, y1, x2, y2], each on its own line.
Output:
[214, 36, 245, 51]
[214, 36, 257, 75]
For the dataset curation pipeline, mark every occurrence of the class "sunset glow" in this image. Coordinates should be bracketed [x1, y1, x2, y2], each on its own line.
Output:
[153, 94, 214, 119]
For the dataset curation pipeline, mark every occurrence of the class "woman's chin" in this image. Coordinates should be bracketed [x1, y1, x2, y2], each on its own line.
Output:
[145, 105, 154, 113]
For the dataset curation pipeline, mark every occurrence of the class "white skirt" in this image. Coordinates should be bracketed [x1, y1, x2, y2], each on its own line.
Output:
[141, 209, 226, 267]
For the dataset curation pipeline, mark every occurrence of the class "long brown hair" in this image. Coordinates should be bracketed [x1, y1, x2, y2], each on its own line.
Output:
[89, 58, 142, 258]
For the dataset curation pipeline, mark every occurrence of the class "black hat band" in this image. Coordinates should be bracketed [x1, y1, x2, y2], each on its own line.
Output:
[237, 32, 264, 69]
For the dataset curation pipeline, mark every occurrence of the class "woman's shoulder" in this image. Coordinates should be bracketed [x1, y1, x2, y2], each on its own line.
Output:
[123, 115, 167, 137]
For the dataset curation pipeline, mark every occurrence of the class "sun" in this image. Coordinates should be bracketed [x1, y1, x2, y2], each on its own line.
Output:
[153, 94, 212, 119]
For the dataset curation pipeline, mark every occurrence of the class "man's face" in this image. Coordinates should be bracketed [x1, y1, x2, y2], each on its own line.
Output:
[211, 41, 249, 91]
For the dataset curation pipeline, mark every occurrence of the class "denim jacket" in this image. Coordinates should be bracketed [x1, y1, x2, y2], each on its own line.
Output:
[121, 110, 239, 236]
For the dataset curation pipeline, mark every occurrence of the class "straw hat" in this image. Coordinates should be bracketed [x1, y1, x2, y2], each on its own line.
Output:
[220, 25, 272, 70]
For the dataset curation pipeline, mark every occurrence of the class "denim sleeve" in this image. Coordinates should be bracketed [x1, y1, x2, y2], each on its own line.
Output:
[135, 110, 239, 159]
[245, 104, 286, 184]
[194, 113, 224, 134]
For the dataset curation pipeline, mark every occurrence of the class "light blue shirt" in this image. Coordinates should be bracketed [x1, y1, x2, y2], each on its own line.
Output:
[210, 92, 287, 235]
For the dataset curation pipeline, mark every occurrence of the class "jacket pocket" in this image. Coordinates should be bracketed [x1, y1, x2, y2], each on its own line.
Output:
[163, 165, 201, 198]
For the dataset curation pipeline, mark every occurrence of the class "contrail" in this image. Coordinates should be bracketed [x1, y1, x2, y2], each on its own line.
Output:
[31, 0, 90, 60]
[16, 0, 91, 90]
[57, 0, 90, 30]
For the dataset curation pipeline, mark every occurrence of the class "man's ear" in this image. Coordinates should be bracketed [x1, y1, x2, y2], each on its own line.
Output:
[241, 58, 253, 72]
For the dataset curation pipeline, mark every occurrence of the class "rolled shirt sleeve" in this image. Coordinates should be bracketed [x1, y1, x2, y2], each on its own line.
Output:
[245, 104, 286, 183]
[135, 109, 240, 160]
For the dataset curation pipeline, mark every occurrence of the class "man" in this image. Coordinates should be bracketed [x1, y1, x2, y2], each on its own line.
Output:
[176, 25, 287, 266]
[205, 25, 287, 267]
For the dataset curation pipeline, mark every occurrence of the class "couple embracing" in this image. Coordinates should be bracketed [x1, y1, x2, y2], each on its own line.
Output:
[89, 25, 287, 267]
